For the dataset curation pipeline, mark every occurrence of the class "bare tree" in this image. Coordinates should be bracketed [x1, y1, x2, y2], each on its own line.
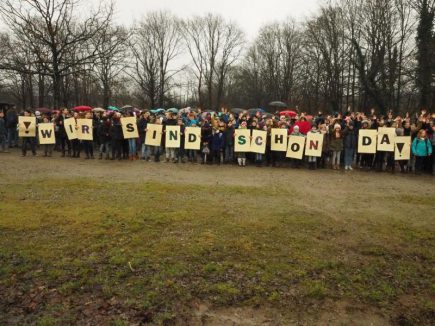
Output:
[129, 11, 182, 109]
[182, 14, 245, 110]
[92, 26, 129, 109]
[0, 0, 114, 107]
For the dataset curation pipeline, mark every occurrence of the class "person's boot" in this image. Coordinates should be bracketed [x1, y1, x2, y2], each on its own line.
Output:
[99, 153, 103, 160]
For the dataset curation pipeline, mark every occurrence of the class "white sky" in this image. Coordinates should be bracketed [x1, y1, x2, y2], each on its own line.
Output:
[109, 0, 320, 40]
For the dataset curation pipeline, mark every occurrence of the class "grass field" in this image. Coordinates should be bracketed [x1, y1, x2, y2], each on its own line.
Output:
[0, 152, 434, 325]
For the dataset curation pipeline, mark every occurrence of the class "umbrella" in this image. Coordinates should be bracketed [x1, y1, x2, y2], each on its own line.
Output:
[248, 108, 264, 115]
[92, 107, 105, 113]
[279, 110, 297, 117]
[167, 108, 179, 114]
[269, 101, 287, 108]
[262, 113, 274, 119]
[150, 108, 165, 114]
[290, 120, 312, 135]
[72, 106, 92, 112]
[36, 107, 52, 114]
[122, 105, 141, 113]
[107, 106, 120, 112]
[121, 105, 134, 110]
[230, 108, 244, 114]
[305, 115, 314, 121]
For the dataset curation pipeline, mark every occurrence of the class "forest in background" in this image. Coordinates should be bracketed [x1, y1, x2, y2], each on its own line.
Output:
[0, 0, 434, 115]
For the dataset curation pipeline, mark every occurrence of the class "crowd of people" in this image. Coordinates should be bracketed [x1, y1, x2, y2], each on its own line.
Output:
[0, 106, 434, 175]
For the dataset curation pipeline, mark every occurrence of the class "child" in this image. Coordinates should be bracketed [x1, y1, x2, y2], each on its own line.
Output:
[21, 110, 37, 157]
[42, 116, 54, 157]
[236, 121, 248, 167]
[211, 127, 224, 165]
[329, 124, 343, 170]
[307, 125, 320, 169]
[151, 118, 163, 162]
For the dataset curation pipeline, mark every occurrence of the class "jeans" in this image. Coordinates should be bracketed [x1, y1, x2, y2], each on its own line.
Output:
[141, 143, 151, 159]
[8, 128, 17, 147]
[176, 147, 185, 161]
[224, 144, 234, 162]
[187, 149, 197, 162]
[332, 150, 341, 166]
[128, 138, 137, 156]
[153, 146, 162, 161]
[99, 141, 111, 159]
[165, 147, 176, 160]
[344, 148, 354, 167]
[82, 140, 94, 158]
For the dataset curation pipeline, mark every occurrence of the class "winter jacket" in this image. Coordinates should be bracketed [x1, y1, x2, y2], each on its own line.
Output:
[211, 131, 225, 151]
[110, 119, 123, 141]
[412, 138, 432, 157]
[329, 134, 343, 151]
[137, 118, 148, 143]
[97, 120, 111, 143]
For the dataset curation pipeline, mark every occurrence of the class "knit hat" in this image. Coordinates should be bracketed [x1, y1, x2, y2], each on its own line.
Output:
[293, 125, 300, 131]
[334, 124, 341, 130]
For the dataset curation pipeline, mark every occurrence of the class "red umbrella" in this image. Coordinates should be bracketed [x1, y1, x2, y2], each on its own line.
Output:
[72, 105, 92, 112]
[305, 115, 314, 121]
[279, 110, 297, 117]
[290, 120, 312, 135]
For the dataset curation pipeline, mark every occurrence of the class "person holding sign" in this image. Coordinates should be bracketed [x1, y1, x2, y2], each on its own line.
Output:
[163, 112, 178, 163]
[0, 111, 7, 152]
[38, 116, 56, 157]
[145, 119, 164, 162]
[306, 125, 321, 170]
[235, 121, 249, 167]
[288, 126, 305, 168]
[78, 112, 94, 159]
[19, 110, 37, 157]
[412, 129, 432, 174]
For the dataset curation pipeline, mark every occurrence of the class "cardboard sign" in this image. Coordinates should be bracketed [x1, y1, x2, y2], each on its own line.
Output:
[377, 128, 396, 152]
[145, 124, 163, 146]
[165, 125, 181, 148]
[77, 119, 93, 140]
[64, 118, 78, 140]
[121, 117, 139, 139]
[38, 123, 56, 145]
[358, 129, 377, 154]
[18, 116, 36, 137]
[286, 135, 306, 159]
[305, 132, 323, 157]
[394, 136, 411, 161]
[184, 127, 201, 150]
[234, 129, 251, 152]
[251, 130, 267, 154]
[271, 128, 288, 152]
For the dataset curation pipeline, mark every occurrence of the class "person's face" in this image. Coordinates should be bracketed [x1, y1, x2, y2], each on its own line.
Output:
[63, 109, 68, 115]
[24, 111, 30, 116]
[420, 131, 426, 138]
[0, 112, 4, 118]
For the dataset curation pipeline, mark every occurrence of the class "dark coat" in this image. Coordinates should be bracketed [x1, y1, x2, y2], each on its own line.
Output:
[110, 119, 123, 140]
[342, 127, 357, 149]
[211, 131, 225, 151]
[97, 120, 111, 143]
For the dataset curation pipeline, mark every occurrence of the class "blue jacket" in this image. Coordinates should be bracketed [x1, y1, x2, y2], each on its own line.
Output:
[412, 138, 432, 157]
[211, 132, 225, 150]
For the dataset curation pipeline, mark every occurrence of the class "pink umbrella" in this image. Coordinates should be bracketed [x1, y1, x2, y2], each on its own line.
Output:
[72, 106, 92, 112]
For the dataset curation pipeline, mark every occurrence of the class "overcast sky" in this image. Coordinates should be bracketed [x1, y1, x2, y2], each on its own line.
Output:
[110, 0, 320, 40]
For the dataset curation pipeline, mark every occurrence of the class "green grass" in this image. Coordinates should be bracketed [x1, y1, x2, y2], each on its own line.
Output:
[0, 177, 434, 324]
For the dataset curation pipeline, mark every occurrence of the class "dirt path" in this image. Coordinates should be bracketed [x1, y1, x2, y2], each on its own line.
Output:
[1, 150, 432, 191]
